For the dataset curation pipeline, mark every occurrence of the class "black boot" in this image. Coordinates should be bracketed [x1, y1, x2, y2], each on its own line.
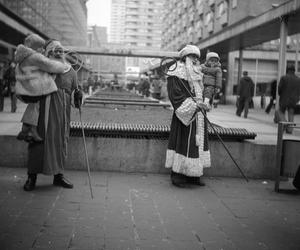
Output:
[53, 174, 73, 189]
[171, 171, 187, 188]
[17, 123, 31, 141]
[23, 174, 37, 191]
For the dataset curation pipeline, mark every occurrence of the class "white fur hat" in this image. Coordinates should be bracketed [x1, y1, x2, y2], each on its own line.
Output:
[179, 45, 200, 58]
[24, 34, 45, 50]
[206, 52, 220, 61]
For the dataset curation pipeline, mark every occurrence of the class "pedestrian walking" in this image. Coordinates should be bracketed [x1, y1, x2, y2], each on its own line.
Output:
[236, 71, 255, 118]
[23, 39, 83, 191]
[139, 76, 150, 97]
[265, 79, 276, 114]
[165, 44, 210, 188]
[0, 62, 7, 112]
[151, 75, 162, 99]
[3, 61, 17, 112]
[277, 65, 300, 133]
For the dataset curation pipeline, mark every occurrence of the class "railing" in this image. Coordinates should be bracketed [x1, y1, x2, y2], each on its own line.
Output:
[84, 100, 170, 109]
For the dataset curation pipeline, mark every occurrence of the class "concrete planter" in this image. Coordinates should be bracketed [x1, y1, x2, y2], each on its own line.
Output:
[0, 135, 276, 179]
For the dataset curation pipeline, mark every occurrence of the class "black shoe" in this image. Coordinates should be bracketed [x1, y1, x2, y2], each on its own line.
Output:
[171, 179, 187, 188]
[53, 174, 73, 189]
[23, 174, 37, 191]
[17, 131, 27, 141]
[187, 177, 206, 186]
[171, 171, 187, 188]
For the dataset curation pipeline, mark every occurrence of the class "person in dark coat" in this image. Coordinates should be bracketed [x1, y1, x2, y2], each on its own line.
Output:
[0, 62, 7, 112]
[278, 65, 300, 133]
[265, 79, 277, 114]
[3, 61, 17, 112]
[236, 71, 255, 118]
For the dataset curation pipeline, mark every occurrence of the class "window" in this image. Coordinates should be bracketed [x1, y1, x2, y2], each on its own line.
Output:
[218, 2, 226, 18]
[218, 1, 228, 25]
[205, 12, 212, 26]
[232, 0, 237, 8]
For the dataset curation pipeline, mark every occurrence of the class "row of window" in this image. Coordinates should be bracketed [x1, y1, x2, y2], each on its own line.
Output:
[125, 21, 156, 26]
[126, 42, 154, 47]
[164, 0, 232, 25]
[127, 1, 155, 6]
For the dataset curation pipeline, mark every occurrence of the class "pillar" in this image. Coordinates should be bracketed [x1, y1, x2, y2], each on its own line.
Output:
[295, 33, 299, 74]
[275, 16, 288, 111]
[237, 48, 243, 93]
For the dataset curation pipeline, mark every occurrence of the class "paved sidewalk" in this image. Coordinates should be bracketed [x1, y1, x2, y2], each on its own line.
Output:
[207, 104, 300, 144]
[0, 167, 299, 250]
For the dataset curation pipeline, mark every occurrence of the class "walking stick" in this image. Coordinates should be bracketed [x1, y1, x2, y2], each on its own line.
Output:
[79, 106, 94, 198]
[65, 48, 94, 197]
[160, 57, 249, 182]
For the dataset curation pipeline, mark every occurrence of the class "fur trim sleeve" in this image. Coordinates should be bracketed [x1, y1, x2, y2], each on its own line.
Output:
[30, 53, 67, 74]
[175, 97, 197, 126]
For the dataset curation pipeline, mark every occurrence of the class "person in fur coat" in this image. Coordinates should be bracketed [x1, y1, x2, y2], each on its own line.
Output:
[15, 34, 68, 142]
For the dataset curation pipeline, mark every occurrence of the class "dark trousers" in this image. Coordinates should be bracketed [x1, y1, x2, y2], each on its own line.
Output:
[265, 97, 274, 114]
[10, 92, 17, 112]
[0, 94, 3, 111]
[279, 105, 295, 133]
[236, 97, 251, 118]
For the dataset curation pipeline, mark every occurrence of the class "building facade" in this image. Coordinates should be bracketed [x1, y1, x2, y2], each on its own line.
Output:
[0, 0, 50, 33]
[88, 25, 126, 83]
[110, 0, 126, 43]
[110, 0, 165, 75]
[1, 0, 88, 47]
[0, 0, 89, 81]
[46, 0, 88, 47]
[161, 0, 299, 103]
[162, 0, 286, 51]
[110, 0, 164, 50]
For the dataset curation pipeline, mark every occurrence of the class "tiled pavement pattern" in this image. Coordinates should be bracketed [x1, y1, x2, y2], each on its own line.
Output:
[0, 167, 299, 250]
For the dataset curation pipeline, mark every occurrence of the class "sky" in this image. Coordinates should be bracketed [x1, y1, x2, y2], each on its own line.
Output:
[86, 0, 111, 29]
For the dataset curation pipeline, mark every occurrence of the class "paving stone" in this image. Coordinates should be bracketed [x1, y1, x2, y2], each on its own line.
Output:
[0, 167, 299, 250]
[68, 236, 105, 250]
[104, 238, 135, 250]
[32, 235, 69, 249]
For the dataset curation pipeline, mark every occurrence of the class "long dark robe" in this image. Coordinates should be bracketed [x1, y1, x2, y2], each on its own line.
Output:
[165, 76, 210, 177]
[27, 68, 77, 175]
